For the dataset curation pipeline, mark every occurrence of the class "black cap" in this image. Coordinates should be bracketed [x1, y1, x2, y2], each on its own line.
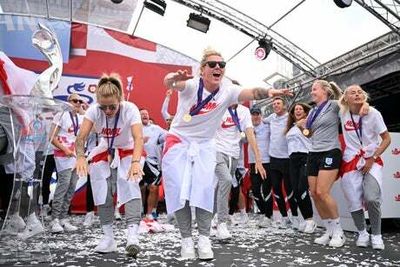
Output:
[250, 106, 261, 114]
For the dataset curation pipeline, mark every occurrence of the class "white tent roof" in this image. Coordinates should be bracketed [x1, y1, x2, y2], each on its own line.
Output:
[0, 0, 394, 87]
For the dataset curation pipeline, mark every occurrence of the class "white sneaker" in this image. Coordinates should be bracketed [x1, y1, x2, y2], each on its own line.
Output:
[216, 222, 232, 240]
[95, 225, 117, 253]
[198, 235, 214, 260]
[329, 230, 346, 247]
[126, 224, 140, 258]
[95, 235, 117, 253]
[148, 220, 164, 233]
[17, 213, 44, 240]
[83, 212, 95, 227]
[291, 216, 300, 230]
[303, 220, 317, 234]
[229, 215, 239, 226]
[257, 216, 272, 228]
[180, 237, 196, 259]
[298, 221, 307, 232]
[279, 217, 291, 229]
[371, 234, 385, 250]
[5, 213, 26, 234]
[239, 212, 249, 225]
[314, 231, 331, 245]
[40, 204, 51, 218]
[114, 209, 122, 220]
[50, 218, 64, 233]
[60, 218, 78, 232]
[356, 231, 370, 247]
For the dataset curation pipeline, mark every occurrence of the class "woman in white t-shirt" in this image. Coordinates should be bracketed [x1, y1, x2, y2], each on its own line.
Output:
[75, 74, 144, 258]
[339, 85, 391, 250]
[162, 48, 291, 260]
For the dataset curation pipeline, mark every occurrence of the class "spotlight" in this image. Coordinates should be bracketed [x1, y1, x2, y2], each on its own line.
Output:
[255, 39, 272, 61]
[111, 0, 123, 4]
[187, 13, 211, 33]
[144, 0, 166, 16]
[333, 0, 352, 8]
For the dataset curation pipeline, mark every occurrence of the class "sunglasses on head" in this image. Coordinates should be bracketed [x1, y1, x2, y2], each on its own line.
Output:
[205, 61, 226, 69]
[70, 99, 83, 104]
[99, 104, 119, 111]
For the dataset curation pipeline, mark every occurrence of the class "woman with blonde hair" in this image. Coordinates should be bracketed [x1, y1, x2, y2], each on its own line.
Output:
[162, 47, 291, 260]
[285, 102, 316, 233]
[339, 85, 391, 250]
[299, 80, 367, 247]
[75, 73, 144, 258]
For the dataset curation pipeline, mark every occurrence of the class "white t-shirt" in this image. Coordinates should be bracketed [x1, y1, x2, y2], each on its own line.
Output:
[85, 101, 141, 150]
[264, 112, 289, 159]
[340, 107, 387, 157]
[143, 123, 167, 162]
[169, 76, 242, 142]
[248, 122, 270, 164]
[286, 124, 311, 155]
[52, 111, 84, 171]
[215, 104, 253, 158]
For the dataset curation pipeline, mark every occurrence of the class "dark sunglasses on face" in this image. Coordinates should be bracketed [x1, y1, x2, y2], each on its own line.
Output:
[99, 104, 118, 111]
[205, 61, 226, 69]
[70, 99, 83, 104]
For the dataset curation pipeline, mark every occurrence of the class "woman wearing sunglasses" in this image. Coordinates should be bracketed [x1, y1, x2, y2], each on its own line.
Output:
[49, 93, 83, 234]
[162, 48, 292, 260]
[75, 74, 144, 258]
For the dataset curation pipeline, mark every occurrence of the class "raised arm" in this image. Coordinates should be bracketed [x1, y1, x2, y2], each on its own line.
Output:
[238, 87, 292, 102]
[161, 89, 172, 120]
[163, 70, 193, 91]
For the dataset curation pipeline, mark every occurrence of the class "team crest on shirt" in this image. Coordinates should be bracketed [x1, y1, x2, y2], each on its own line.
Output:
[325, 157, 333, 166]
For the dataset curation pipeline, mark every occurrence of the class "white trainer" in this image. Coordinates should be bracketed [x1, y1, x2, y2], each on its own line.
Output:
[180, 237, 196, 259]
[371, 234, 385, 250]
[356, 231, 370, 248]
[216, 222, 232, 240]
[303, 220, 317, 234]
[60, 218, 78, 232]
[211, 214, 218, 228]
[239, 212, 249, 225]
[114, 209, 122, 220]
[17, 213, 44, 240]
[126, 224, 140, 258]
[291, 216, 300, 230]
[83, 211, 95, 227]
[257, 216, 272, 228]
[95, 225, 117, 253]
[50, 218, 64, 233]
[314, 231, 331, 245]
[5, 213, 26, 234]
[279, 217, 291, 229]
[329, 230, 346, 247]
[198, 235, 214, 260]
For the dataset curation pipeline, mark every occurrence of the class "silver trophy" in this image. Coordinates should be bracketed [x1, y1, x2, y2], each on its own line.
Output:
[31, 23, 63, 103]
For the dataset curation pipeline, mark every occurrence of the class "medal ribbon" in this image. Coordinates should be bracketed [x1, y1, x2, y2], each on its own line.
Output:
[306, 100, 328, 129]
[189, 78, 219, 116]
[350, 112, 363, 146]
[69, 112, 79, 136]
[105, 108, 121, 157]
[228, 107, 242, 133]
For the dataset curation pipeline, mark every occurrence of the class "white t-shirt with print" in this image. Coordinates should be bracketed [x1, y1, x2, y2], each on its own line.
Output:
[215, 104, 252, 158]
[85, 101, 141, 150]
[340, 107, 387, 157]
[169, 76, 242, 142]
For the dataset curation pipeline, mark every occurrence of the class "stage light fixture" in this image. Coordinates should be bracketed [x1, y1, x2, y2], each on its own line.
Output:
[333, 0, 353, 8]
[111, 0, 123, 4]
[255, 39, 272, 61]
[187, 13, 211, 33]
[144, 0, 167, 16]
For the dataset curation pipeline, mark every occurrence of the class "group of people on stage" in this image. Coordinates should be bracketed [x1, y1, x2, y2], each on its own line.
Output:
[0, 47, 391, 260]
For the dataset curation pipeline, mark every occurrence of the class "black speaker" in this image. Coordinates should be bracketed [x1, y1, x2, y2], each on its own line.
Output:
[334, 0, 353, 8]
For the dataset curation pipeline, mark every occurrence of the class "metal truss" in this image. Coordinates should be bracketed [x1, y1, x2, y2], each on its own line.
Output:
[170, 0, 320, 77]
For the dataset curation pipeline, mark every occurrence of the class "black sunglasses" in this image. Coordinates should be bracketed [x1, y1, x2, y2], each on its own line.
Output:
[99, 104, 119, 111]
[70, 99, 83, 104]
[205, 61, 226, 69]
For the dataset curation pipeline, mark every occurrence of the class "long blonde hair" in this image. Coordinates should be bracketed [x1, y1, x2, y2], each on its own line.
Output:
[96, 73, 124, 101]
[313, 80, 342, 100]
[339, 84, 369, 114]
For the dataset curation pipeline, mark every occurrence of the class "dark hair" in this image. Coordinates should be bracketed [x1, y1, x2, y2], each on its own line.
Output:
[284, 102, 311, 134]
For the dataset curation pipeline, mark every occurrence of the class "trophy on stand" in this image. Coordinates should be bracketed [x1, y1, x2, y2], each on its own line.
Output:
[0, 23, 71, 264]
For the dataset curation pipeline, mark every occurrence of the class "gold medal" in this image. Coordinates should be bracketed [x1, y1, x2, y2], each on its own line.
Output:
[302, 128, 312, 137]
[183, 113, 192, 122]
[240, 132, 246, 139]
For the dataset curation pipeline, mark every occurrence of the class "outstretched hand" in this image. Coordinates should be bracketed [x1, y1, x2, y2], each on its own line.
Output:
[268, 88, 293, 98]
[172, 70, 193, 82]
